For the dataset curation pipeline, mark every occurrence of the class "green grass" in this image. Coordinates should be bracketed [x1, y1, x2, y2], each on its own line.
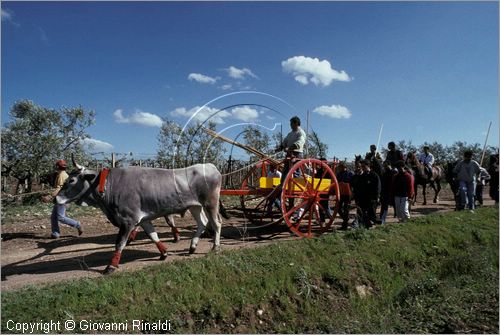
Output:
[2, 207, 498, 333]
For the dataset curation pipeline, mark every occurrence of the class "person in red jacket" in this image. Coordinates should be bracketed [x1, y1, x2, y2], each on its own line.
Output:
[391, 160, 414, 222]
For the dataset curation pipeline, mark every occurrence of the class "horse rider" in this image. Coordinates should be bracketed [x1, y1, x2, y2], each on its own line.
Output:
[365, 144, 383, 177]
[384, 141, 404, 167]
[418, 145, 435, 180]
[365, 144, 382, 161]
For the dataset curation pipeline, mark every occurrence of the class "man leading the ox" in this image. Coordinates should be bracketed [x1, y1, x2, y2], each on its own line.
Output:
[45, 159, 83, 239]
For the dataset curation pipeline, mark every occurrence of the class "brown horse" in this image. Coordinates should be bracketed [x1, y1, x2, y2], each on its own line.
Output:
[406, 152, 443, 205]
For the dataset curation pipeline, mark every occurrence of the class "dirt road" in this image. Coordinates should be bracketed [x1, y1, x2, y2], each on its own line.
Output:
[1, 185, 494, 291]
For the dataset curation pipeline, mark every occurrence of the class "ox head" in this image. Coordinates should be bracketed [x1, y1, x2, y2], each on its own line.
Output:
[55, 154, 98, 206]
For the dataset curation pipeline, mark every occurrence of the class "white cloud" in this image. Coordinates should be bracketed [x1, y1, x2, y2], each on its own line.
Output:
[312, 105, 352, 119]
[37, 26, 49, 45]
[281, 56, 351, 87]
[1, 9, 12, 22]
[114, 109, 163, 127]
[225, 66, 257, 79]
[188, 73, 219, 84]
[220, 84, 233, 91]
[81, 138, 114, 152]
[231, 106, 259, 122]
[170, 106, 231, 124]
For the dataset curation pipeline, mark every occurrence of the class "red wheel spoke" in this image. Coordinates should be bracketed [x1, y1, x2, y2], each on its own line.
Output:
[314, 205, 324, 228]
[308, 207, 313, 235]
[314, 169, 329, 192]
[285, 194, 309, 199]
[284, 200, 308, 218]
[290, 177, 306, 192]
[299, 165, 310, 188]
[293, 202, 310, 228]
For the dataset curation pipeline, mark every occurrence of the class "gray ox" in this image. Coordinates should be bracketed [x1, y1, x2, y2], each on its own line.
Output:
[56, 156, 222, 274]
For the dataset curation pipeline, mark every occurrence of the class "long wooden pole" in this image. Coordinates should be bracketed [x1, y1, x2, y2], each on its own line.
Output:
[306, 110, 310, 158]
[202, 127, 281, 165]
[480, 121, 492, 166]
[375, 123, 384, 157]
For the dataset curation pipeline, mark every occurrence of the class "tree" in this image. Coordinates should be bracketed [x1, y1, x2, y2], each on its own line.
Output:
[448, 141, 482, 162]
[190, 121, 226, 168]
[1, 100, 95, 193]
[307, 130, 329, 159]
[242, 125, 272, 162]
[157, 120, 188, 168]
[157, 119, 226, 168]
[272, 129, 285, 160]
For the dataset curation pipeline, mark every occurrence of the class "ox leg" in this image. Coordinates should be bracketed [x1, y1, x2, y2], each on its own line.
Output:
[104, 223, 135, 275]
[141, 221, 168, 260]
[165, 215, 180, 243]
[205, 206, 222, 253]
[188, 206, 207, 255]
[126, 226, 140, 246]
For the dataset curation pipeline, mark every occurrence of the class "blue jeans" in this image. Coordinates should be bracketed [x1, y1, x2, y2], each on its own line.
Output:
[458, 180, 476, 210]
[51, 204, 81, 236]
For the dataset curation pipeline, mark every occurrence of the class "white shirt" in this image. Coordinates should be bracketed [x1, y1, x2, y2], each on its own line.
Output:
[282, 127, 306, 153]
[418, 152, 434, 166]
[267, 170, 282, 179]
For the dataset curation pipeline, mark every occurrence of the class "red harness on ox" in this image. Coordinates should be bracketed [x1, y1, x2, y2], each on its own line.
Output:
[98, 168, 110, 194]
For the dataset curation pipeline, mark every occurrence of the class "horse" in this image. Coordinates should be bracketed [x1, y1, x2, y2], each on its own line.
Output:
[445, 160, 461, 210]
[406, 152, 443, 205]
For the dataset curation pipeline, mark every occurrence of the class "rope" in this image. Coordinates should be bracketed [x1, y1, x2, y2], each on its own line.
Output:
[2, 188, 56, 198]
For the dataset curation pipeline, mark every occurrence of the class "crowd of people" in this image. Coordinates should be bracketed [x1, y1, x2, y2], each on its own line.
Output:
[335, 142, 499, 229]
[275, 116, 499, 230]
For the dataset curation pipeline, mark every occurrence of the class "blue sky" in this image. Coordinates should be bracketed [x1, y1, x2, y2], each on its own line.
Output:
[2, 1, 498, 161]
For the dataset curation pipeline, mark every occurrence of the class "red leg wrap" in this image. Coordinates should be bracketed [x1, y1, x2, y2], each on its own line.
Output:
[110, 250, 122, 268]
[128, 229, 138, 242]
[155, 241, 167, 254]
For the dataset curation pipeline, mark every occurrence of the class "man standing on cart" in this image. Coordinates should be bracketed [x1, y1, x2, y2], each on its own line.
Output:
[276, 116, 307, 181]
[276, 116, 307, 218]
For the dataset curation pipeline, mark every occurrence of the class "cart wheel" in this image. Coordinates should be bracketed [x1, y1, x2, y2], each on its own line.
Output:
[240, 160, 283, 225]
[281, 158, 339, 238]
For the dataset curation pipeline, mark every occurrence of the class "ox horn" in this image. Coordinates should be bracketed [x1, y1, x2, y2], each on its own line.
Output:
[71, 153, 85, 171]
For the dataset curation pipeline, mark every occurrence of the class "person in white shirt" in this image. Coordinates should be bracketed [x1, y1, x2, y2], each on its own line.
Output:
[266, 164, 282, 215]
[453, 150, 481, 211]
[475, 166, 491, 206]
[277, 116, 307, 159]
[418, 146, 435, 180]
[267, 164, 282, 179]
[275, 116, 307, 220]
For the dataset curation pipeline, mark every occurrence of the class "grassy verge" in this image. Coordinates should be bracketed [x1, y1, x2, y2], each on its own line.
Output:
[2, 207, 498, 333]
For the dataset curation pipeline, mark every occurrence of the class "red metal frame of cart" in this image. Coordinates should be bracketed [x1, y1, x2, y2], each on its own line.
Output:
[220, 157, 340, 238]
